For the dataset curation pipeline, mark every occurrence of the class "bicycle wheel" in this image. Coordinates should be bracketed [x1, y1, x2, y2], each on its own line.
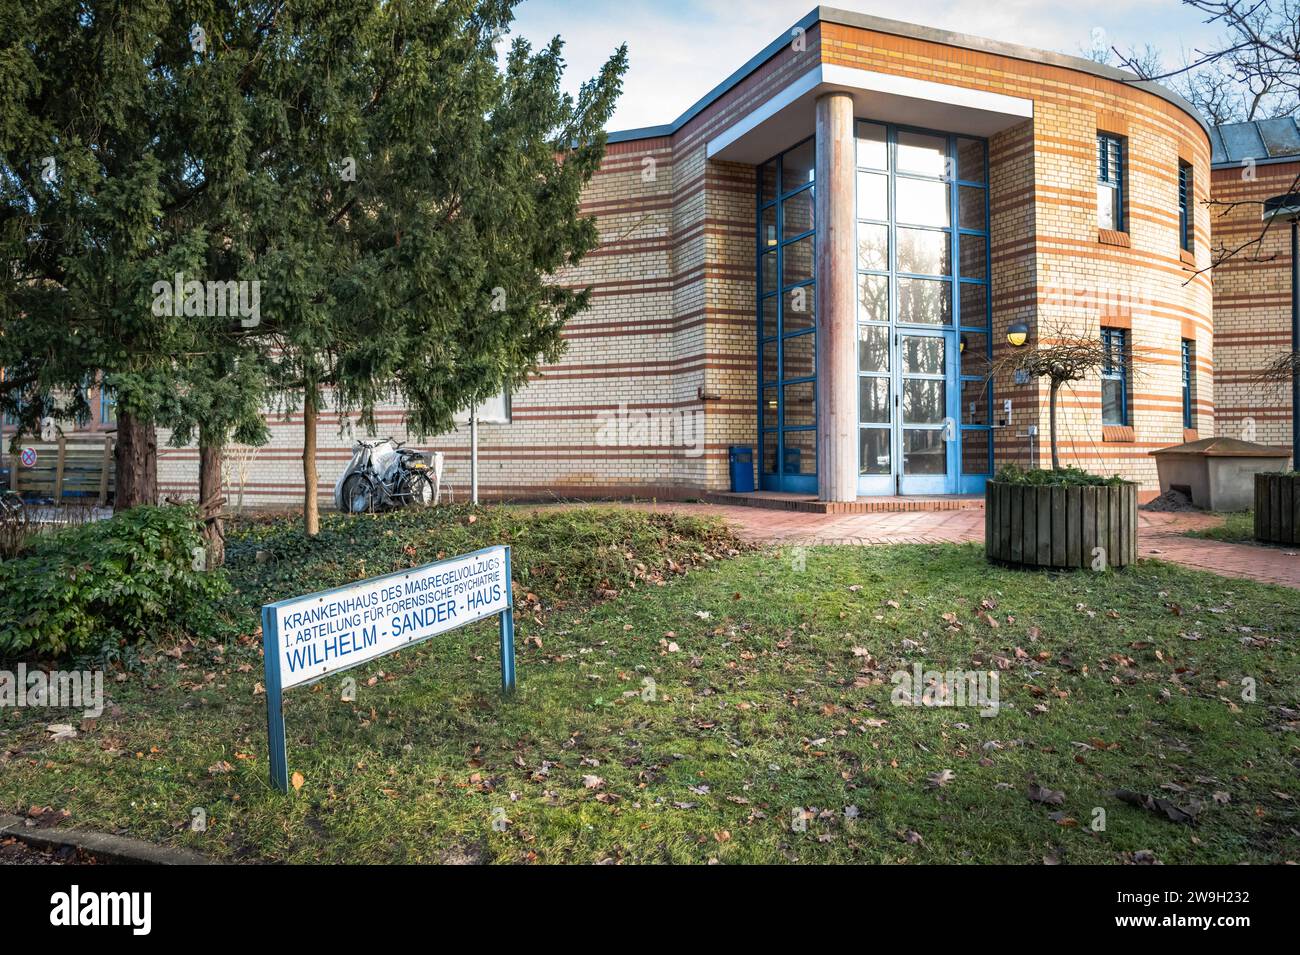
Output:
[400, 471, 436, 509]
[341, 473, 377, 514]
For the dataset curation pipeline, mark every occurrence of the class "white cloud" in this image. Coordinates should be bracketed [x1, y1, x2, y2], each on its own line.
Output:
[509, 0, 1220, 131]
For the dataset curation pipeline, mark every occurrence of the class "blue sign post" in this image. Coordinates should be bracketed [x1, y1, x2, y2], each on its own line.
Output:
[261, 544, 516, 793]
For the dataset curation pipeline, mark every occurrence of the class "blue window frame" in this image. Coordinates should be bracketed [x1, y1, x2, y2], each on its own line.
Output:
[1, 368, 21, 428]
[1101, 328, 1129, 427]
[1097, 133, 1125, 231]
[853, 122, 991, 495]
[1178, 161, 1193, 253]
[756, 137, 816, 493]
[1181, 338, 1194, 429]
[99, 380, 116, 426]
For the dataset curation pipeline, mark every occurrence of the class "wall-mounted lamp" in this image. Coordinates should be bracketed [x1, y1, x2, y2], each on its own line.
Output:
[1007, 322, 1029, 348]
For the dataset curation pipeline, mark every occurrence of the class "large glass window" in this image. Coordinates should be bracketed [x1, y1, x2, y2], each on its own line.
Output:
[757, 137, 816, 491]
[853, 123, 991, 491]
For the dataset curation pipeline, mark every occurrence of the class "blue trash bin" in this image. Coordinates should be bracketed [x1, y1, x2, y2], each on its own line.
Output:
[729, 445, 755, 493]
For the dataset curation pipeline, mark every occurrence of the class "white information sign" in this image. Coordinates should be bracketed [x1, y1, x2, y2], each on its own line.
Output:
[268, 545, 509, 690]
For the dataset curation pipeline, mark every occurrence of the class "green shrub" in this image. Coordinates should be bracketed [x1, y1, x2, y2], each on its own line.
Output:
[0, 505, 228, 659]
[993, 464, 1129, 487]
[225, 504, 746, 618]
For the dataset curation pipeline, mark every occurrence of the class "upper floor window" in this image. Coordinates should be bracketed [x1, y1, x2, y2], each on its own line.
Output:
[1178, 161, 1194, 253]
[1181, 338, 1194, 429]
[1101, 328, 1129, 427]
[1097, 133, 1125, 232]
[99, 383, 116, 426]
[1, 368, 21, 428]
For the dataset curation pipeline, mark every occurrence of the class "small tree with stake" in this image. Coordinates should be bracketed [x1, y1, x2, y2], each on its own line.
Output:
[987, 324, 1156, 473]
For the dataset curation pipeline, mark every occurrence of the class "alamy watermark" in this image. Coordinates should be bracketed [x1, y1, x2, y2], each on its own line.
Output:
[595, 402, 704, 457]
[151, 272, 261, 327]
[891, 662, 999, 717]
[0, 664, 103, 718]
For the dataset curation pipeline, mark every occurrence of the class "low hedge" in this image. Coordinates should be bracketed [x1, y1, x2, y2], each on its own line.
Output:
[0, 505, 228, 659]
[994, 464, 1128, 488]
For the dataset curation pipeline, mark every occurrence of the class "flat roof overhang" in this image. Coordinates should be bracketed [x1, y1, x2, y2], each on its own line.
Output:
[607, 6, 1208, 147]
[706, 64, 1034, 163]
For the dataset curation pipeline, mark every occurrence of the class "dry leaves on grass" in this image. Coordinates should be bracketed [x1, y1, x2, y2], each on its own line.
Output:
[1112, 789, 1201, 825]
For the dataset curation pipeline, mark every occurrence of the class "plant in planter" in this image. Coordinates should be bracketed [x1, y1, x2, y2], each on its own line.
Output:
[980, 327, 1153, 569]
[985, 465, 1138, 569]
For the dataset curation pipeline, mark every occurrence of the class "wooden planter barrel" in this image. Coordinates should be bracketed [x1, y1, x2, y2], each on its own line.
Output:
[985, 481, 1138, 569]
[1254, 473, 1300, 545]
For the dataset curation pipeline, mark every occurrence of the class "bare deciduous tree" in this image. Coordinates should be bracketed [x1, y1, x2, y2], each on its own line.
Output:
[1111, 2, 1300, 392]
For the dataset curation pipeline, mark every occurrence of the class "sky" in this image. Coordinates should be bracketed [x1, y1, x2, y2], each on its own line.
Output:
[507, 0, 1225, 132]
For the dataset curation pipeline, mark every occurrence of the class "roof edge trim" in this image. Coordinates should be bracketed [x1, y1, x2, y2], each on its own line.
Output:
[606, 5, 1210, 145]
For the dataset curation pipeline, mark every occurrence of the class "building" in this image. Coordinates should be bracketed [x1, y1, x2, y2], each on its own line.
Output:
[1208, 119, 1300, 451]
[7, 8, 1297, 507]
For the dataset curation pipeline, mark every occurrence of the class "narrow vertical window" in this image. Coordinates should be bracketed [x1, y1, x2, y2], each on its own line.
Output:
[1181, 338, 1194, 429]
[1178, 161, 1194, 253]
[1097, 133, 1124, 231]
[1101, 328, 1129, 427]
[0, 368, 15, 427]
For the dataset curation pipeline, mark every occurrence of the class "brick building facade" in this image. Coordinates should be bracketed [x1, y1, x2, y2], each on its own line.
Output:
[1207, 120, 1300, 452]
[9, 8, 1296, 506]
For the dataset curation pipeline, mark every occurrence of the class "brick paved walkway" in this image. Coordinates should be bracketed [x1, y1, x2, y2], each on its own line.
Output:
[586, 501, 1300, 590]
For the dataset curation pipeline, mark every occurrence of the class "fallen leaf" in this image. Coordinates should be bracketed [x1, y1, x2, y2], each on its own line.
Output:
[927, 769, 955, 789]
[1028, 783, 1065, 806]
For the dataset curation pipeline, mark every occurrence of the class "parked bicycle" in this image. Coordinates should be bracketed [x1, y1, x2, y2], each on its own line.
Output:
[334, 438, 441, 514]
[0, 489, 23, 518]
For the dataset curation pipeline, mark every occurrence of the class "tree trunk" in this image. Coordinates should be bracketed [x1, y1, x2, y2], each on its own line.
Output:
[303, 388, 319, 537]
[198, 427, 225, 568]
[1049, 379, 1061, 471]
[113, 410, 157, 509]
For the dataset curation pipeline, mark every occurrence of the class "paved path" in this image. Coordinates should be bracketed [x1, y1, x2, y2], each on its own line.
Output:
[575, 501, 1300, 590]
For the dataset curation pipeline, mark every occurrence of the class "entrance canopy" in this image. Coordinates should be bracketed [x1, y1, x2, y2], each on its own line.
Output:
[706, 64, 1033, 164]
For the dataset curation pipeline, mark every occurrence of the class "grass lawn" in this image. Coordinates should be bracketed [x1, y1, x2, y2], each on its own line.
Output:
[2, 506, 1297, 864]
[1184, 511, 1256, 544]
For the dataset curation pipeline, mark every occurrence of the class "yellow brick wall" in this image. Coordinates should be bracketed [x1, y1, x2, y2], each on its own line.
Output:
[1210, 160, 1297, 460]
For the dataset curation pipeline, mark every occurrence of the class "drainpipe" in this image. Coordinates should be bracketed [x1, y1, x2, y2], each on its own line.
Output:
[814, 91, 857, 502]
[1291, 216, 1299, 469]
[470, 407, 479, 506]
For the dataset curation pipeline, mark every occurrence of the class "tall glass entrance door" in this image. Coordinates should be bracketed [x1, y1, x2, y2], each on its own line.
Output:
[856, 326, 957, 494]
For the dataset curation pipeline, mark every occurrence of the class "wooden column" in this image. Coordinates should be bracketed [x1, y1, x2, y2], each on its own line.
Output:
[815, 92, 857, 502]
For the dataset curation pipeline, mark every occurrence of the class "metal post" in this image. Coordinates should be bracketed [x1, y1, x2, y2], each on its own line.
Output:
[1291, 217, 1299, 469]
[262, 606, 289, 792]
[499, 546, 516, 693]
[470, 408, 479, 506]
